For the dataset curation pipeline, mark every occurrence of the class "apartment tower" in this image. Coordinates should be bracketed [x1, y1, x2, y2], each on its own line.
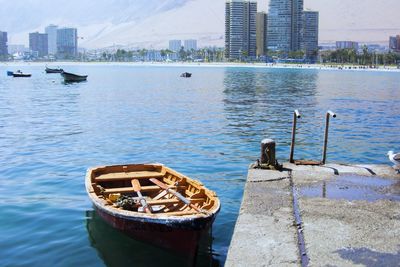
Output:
[302, 10, 319, 60]
[169, 40, 182, 52]
[267, 0, 303, 53]
[57, 28, 78, 59]
[184, 39, 197, 51]
[29, 32, 48, 57]
[256, 12, 268, 57]
[0, 31, 7, 60]
[45, 25, 58, 55]
[225, 0, 257, 60]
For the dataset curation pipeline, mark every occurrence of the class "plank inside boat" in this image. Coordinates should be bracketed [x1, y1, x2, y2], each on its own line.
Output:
[95, 171, 164, 182]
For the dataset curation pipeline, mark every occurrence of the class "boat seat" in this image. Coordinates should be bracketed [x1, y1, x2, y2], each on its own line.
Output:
[104, 185, 182, 194]
[95, 171, 164, 182]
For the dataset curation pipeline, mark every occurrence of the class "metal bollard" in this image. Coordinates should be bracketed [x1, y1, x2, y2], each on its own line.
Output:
[255, 139, 282, 170]
[321, 111, 336, 165]
[289, 110, 301, 163]
[261, 139, 276, 165]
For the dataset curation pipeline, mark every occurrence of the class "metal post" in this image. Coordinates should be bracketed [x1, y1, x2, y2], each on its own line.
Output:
[289, 110, 301, 163]
[321, 110, 336, 165]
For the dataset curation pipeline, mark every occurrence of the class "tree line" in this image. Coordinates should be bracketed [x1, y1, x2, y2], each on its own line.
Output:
[321, 47, 400, 66]
[98, 47, 225, 62]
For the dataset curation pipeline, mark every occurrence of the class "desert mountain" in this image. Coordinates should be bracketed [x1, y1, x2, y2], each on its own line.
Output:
[1, 0, 399, 49]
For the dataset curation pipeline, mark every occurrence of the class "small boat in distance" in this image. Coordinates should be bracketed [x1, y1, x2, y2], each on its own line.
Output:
[61, 71, 88, 83]
[7, 71, 13, 76]
[180, 72, 192, 78]
[12, 70, 31, 78]
[45, 67, 63, 74]
[85, 163, 220, 258]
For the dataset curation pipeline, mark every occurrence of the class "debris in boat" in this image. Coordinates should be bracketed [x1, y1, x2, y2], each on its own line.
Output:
[115, 195, 139, 211]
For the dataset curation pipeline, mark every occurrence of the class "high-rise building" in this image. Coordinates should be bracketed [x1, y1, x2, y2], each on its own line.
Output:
[169, 40, 182, 52]
[184, 39, 197, 51]
[302, 11, 319, 60]
[57, 28, 78, 59]
[8, 45, 28, 54]
[256, 12, 268, 57]
[225, 0, 257, 60]
[29, 32, 48, 57]
[336, 41, 359, 50]
[0, 31, 7, 60]
[267, 0, 304, 53]
[45, 24, 58, 55]
[389, 36, 397, 51]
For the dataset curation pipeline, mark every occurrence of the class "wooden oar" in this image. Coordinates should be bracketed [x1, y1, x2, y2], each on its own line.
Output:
[131, 179, 152, 214]
[149, 178, 208, 214]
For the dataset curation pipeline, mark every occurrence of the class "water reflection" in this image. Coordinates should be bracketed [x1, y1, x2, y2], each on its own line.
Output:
[85, 210, 219, 267]
[222, 68, 319, 160]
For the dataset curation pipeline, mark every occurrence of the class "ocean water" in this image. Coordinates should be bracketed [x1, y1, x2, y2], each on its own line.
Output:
[0, 64, 399, 266]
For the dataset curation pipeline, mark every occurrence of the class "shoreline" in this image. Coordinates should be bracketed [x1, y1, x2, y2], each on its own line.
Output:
[1, 61, 400, 73]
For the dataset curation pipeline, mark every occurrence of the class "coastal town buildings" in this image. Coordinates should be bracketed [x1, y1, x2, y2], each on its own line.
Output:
[0, 31, 7, 60]
[169, 40, 182, 52]
[184, 39, 197, 51]
[225, 0, 257, 60]
[256, 12, 268, 57]
[56, 27, 78, 59]
[29, 32, 48, 57]
[45, 24, 58, 55]
[336, 41, 359, 50]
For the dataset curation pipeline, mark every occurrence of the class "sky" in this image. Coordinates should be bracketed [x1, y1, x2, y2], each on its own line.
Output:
[1, 0, 399, 48]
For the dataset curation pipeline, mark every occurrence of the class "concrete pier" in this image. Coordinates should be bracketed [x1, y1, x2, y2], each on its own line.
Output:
[226, 163, 400, 266]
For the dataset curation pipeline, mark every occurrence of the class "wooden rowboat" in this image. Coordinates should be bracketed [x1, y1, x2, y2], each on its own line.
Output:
[61, 71, 87, 82]
[45, 67, 63, 74]
[85, 163, 220, 257]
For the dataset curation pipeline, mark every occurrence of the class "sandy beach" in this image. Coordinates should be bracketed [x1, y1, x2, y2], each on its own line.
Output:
[1, 61, 400, 73]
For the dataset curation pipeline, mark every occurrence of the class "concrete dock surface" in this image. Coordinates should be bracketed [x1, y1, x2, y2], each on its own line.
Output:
[226, 163, 400, 266]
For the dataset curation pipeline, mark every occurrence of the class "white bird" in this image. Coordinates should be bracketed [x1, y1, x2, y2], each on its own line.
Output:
[387, 151, 400, 173]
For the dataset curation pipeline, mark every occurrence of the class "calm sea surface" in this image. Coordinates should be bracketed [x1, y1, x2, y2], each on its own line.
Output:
[0, 64, 399, 266]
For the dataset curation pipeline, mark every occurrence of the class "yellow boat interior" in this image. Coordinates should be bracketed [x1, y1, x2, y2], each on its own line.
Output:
[87, 164, 219, 216]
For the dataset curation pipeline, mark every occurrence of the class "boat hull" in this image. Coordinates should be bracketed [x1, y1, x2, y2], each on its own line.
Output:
[7, 71, 13, 76]
[95, 205, 213, 257]
[13, 73, 31, 77]
[180, 72, 192, 78]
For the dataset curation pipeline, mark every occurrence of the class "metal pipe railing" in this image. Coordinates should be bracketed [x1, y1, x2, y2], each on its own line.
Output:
[289, 110, 301, 163]
[321, 110, 336, 165]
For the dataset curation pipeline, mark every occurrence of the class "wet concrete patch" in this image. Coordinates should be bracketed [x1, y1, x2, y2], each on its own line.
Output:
[335, 247, 400, 267]
[299, 174, 400, 202]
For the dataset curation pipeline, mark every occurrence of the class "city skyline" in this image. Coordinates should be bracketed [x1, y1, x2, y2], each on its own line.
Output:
[0, 0, 399, 49]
